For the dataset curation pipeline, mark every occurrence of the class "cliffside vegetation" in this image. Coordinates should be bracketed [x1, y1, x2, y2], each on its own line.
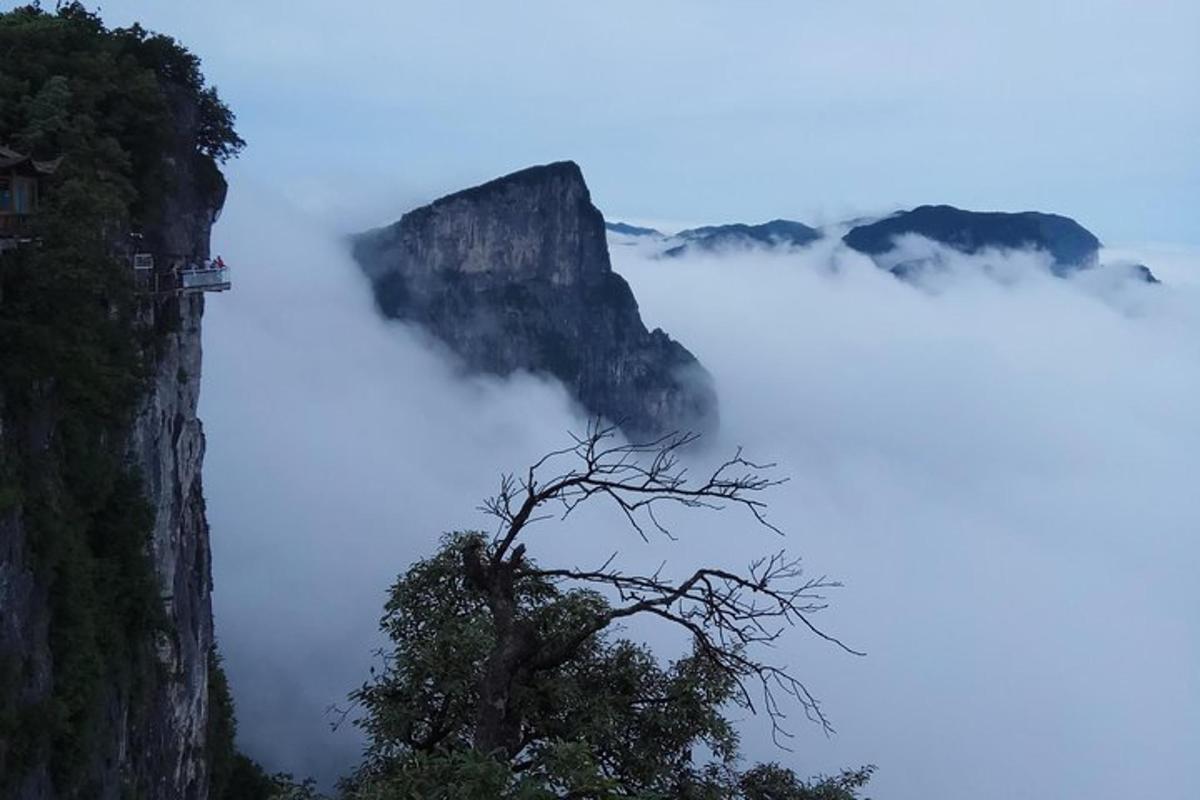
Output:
[0, 3, 243, 795]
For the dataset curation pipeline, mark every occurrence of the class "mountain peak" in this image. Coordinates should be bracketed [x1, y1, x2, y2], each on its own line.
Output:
[430, 161, 587, 208]
[351, 163, 717, 438]
[355, 160, 607, 287]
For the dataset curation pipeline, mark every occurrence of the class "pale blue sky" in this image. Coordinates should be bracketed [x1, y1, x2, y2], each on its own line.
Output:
[95, 0, 1199, 244]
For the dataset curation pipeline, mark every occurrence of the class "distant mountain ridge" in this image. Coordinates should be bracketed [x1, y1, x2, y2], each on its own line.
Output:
[605, 221, 663, 237]
[605, 204, 1157, 283]
[843, 205, 1102, 275]
[663, 219, 821, 257]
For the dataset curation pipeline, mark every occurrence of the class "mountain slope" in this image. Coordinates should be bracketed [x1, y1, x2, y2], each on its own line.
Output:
[605, 221, 663, 237]
[843, 205, 1102, 275]
[663, 219, 821, 257]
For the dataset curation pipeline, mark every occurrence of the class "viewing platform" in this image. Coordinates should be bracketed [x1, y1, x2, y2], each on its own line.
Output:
[1, 145, 232, 295]
[181, 264, 231, 292]
[133, 252, 232, 295]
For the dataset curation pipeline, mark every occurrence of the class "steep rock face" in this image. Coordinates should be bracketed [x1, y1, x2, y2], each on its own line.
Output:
[663, 219, 820, 257]
[111, 88, 224, 798]
[120, 302, 212, 800]
[0, 91, 223, 799]
[843, 205, 1101, 275]
[352, 162, 716, 438]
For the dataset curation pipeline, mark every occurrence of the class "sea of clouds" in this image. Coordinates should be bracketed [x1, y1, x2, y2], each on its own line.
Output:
[202, 184, 1199, 798]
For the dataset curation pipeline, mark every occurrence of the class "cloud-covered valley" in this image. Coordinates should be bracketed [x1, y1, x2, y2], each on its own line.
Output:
[201, 184, 1200, 799]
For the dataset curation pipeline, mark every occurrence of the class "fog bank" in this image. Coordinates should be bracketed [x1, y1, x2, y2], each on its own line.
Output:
[202, 186, 1200, 798]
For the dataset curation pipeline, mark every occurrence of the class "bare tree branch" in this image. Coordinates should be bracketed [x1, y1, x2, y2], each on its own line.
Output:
[484, 420, 787, 564]
[466, 420, 861, 753]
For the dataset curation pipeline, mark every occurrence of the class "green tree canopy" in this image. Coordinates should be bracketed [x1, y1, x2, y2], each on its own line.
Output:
[345, 427, 873, 799]
[0, 2, 243, 223]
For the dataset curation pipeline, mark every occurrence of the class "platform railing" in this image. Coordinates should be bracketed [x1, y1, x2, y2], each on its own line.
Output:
[180, 265, 231, 292]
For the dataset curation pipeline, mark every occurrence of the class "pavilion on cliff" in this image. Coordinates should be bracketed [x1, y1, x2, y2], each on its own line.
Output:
[0, 145, 61, 246]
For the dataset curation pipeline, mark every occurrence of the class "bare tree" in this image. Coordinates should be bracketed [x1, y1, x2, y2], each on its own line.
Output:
[463, 420, 861, 759]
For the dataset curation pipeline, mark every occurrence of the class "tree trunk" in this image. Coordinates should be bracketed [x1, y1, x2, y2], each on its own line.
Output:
[473, 624, 533, 757]
[464, 540, 535, 758]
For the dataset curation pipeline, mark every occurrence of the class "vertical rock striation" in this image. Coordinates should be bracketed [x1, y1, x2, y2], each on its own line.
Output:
[123, 294, 212, 799]
[351, 161, 717, 439]
[118, 91, 225, 794]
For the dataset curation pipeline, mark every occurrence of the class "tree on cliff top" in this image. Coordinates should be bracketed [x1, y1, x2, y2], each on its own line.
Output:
[0, 2, 244, 225]
[344, 423, 873, 799]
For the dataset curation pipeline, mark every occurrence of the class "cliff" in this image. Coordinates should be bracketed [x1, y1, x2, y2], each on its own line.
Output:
[0, 114, 221, 800]
[352, 161, 717, 439]
[0, 8, 238, 798]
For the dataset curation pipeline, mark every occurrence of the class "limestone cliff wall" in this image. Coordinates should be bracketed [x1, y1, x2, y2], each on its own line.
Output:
[352, 161, 718, 439]
[0, 87, 224, 799]
[124, 295, 213, 799]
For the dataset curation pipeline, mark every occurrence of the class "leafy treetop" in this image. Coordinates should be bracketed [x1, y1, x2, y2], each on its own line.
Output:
[0, 2, 243, 228]
[343, 424, 874, 800]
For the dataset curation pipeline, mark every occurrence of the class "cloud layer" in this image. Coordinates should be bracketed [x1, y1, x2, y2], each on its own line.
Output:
[202, 185, 1200, 798]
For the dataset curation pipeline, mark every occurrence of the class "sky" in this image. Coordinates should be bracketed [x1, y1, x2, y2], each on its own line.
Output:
[35, 1, 1200, 796]
[89, 0, 1200, 244]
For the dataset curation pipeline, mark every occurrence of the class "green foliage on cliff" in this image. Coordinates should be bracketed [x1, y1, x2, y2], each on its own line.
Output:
[0, 2, 243, 217]
[0, 0, 245, 413]
[343, 533, 873, 800]
[0, 3, 242, 795]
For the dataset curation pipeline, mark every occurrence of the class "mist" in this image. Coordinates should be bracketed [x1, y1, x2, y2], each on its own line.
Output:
[201, 183, 1200, 799]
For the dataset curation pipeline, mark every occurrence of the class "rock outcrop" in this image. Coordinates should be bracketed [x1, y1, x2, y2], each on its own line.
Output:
[663, 219, 820, 257]
[352, 162, 716, 439]
[1128, 264, 1159, 284]
[843, 205, 1102, 276]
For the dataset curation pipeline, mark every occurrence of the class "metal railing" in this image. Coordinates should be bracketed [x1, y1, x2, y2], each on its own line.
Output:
[132, 253, 232, 293]
[180, 266, 230, 292]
